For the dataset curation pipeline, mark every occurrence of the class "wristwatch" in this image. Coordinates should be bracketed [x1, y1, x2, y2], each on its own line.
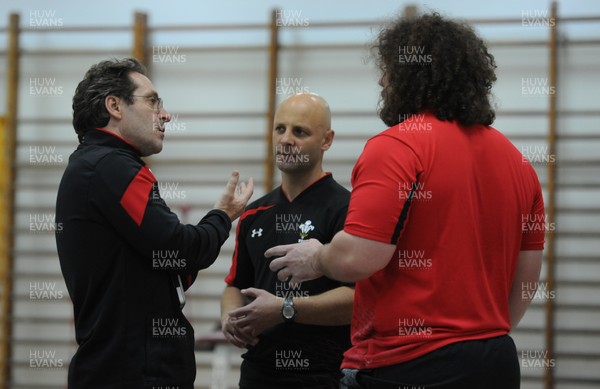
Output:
[280, 295, 297, 322]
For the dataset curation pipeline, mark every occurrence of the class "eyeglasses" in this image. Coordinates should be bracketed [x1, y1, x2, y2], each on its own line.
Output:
[132, 95, 163, 112]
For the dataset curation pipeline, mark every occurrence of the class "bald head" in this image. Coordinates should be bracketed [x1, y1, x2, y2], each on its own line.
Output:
[275, 93, 331, 135]
[272, 92, 335, 176]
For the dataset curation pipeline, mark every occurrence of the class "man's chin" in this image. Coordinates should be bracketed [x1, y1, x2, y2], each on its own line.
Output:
[276, 163, 310, 174]
[140, 143, 163, 157]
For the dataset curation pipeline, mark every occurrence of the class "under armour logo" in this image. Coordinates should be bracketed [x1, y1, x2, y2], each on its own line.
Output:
[251, 228, 263, 238]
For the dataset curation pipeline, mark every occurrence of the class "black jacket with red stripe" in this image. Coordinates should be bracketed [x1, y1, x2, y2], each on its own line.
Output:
[55, 129, 231, 389]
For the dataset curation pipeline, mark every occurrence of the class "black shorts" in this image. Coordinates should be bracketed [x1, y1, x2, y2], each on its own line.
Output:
[354, 335, 520, 389]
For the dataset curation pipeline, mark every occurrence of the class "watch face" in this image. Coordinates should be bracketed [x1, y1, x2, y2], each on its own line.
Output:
[282, 305, 295, 319]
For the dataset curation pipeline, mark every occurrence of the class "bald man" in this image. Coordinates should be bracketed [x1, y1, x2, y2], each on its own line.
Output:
[221, 93, 353, 389]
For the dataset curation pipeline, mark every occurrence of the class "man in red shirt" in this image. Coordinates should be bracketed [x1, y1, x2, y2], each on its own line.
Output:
[266, 12, 545, 389]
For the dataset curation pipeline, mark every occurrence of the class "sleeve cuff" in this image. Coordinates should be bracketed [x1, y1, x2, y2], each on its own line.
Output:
[205, 209, 232, 232]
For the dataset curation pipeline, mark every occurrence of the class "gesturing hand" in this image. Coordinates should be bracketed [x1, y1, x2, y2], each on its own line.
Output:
[214, 171, 254, 221]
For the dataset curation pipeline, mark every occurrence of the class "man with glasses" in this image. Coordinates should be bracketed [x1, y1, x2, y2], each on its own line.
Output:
[56, 57, 253, 389]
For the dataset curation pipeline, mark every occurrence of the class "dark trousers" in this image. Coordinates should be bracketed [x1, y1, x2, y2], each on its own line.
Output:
[340, 335, 520, 389]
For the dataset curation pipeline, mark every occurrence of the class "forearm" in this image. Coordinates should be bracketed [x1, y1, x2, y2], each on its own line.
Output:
[315, 241, 358, 282]
[509, 291, 533, 330]
[315, 231, 396, 282]
[187, 210, 231, 272]
[509, 250, 543, 328]
[220, 285, 244, 322]
[293, 286, 354, 326]
[266, 232, 394, 285]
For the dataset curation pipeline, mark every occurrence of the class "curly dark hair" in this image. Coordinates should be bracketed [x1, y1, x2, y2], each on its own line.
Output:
[72, 58, 147, 143]
[375, 12, 497, 127]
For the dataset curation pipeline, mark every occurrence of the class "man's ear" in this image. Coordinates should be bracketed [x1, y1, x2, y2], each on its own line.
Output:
[105, 95, 123, 120]
[322, 129, 335, 151]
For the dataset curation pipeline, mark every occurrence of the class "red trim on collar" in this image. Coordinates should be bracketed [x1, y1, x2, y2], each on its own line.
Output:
[95, 127, 140, 152]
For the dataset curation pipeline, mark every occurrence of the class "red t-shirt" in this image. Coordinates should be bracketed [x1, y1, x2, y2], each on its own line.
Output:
[342, 113, 545, 370]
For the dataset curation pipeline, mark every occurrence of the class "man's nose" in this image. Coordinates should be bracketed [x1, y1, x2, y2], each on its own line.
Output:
[158, 108, 171, 122]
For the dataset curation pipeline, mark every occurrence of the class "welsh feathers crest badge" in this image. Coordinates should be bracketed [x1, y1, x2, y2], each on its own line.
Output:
[298, 220, 315, 242]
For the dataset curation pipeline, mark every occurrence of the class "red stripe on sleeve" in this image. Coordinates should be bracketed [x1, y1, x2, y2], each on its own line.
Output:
[224, 220, 245, 285]
[224, 205, 275, 285]
[120, 165, 156, 226]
